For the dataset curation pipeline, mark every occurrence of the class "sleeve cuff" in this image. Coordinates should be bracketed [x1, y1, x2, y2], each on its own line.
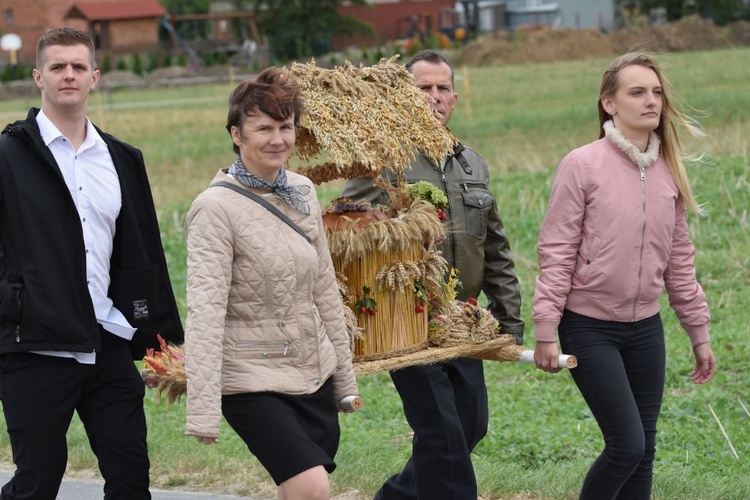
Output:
[533, 320, 559, 343]
[684, 323, 709, 347]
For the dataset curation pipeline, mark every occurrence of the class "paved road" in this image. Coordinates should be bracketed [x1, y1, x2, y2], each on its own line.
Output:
[0, 470, 247, 499]
[0, 469, 366, 499]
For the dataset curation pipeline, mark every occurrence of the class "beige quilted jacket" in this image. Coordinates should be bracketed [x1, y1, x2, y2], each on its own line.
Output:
[184, 169, 358, 439]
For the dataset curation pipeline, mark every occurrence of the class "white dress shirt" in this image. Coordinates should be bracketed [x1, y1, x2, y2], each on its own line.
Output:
[32, 110, 136, 364]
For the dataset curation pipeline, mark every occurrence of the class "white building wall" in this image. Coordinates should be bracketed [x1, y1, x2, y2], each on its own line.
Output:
[457, 0, 617, 33]
[555, 0, 616, 31]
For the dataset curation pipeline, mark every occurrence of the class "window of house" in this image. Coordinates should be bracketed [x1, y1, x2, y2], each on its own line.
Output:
[5, 9, 13, 25]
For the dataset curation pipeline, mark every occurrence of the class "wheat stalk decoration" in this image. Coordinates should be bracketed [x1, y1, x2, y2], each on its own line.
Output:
[290, 56, 456, 181]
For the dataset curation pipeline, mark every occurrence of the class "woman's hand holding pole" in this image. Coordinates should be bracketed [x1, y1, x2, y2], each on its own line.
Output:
[533, 341, 565, 373]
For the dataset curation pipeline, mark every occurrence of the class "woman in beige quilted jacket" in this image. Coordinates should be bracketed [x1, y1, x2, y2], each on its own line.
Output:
[184, 67, 359, 500]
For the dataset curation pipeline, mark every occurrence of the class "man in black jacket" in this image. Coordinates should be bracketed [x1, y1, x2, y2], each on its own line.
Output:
[343, 50, 524, 499]
[0, 28, 183, 500]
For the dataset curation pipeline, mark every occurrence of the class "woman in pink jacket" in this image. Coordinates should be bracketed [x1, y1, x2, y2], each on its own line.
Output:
[532, 52, 716, 499]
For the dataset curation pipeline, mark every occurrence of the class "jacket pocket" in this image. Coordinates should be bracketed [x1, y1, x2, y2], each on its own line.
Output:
[234, 340, 297, 360]
[311, 304, 327, 338]
[461, 190, 494, 239]
[110, 263, 171, 326]
[0, 281, 23, 324]
[574, 235, 602, 284]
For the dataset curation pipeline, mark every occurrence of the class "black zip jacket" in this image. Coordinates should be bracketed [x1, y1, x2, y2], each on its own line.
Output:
[342, 143, 524, 342]
[0, 108, 183, 359]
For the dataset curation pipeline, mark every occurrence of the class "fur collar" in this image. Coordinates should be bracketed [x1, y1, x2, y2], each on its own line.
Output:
[603, 120, 660, 169]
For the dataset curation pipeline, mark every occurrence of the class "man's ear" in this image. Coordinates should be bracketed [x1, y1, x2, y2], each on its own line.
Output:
[91, 69, 101, 89]
[32, 69, 43, 89]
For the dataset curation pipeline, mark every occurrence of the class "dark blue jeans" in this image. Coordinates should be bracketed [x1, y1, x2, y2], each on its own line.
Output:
[375, 357, 488, 500]
[559, 310, 665, 500]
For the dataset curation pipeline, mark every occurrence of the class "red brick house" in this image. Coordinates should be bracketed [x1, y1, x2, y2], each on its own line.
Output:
[204, 0, 457, 51]
[336, 0, 457, 48]
[1, 0, 164, 65]
[65, 0, 166, 55]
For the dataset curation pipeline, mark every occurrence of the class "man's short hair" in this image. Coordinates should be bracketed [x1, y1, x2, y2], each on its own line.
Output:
[405, 50, 454, 87]
[36, 27, 96, 69]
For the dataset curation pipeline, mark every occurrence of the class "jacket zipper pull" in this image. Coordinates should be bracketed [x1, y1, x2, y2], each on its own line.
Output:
[15, 324, 21, 342]
[462, 183, 469, 192]
[640, 167, 646, 181]
[283, 342, 289, 356]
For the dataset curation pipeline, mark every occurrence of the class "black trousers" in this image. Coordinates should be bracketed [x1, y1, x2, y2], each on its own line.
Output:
[559, 310, 665, 500]
[375, 357, 488, 500]
[0, 332, 150, 500]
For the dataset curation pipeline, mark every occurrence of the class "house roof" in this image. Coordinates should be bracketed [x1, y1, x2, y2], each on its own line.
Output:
[65, 0, 167, 22]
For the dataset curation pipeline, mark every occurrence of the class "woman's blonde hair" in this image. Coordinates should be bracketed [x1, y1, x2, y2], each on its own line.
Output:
[597, 52, 705, 213]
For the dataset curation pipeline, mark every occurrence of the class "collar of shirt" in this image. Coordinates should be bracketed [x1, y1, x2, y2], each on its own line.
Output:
[36, 109, 105, 152]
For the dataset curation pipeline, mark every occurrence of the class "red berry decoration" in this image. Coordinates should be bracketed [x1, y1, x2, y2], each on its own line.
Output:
[354, 286, 378, 317]
[467, 297, 478, 306]
[415, 303, 425, 313]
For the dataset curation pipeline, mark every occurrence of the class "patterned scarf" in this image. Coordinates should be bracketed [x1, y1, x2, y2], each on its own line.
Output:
[228, 155, 311, 214]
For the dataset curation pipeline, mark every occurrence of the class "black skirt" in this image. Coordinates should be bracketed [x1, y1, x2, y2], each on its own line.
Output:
[221, 377, 340, 485]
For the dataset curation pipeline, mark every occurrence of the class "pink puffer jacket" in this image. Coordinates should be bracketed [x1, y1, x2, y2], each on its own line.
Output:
[533, 136, 710, 346]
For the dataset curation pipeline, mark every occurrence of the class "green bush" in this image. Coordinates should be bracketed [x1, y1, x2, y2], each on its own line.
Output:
[132, 53, 143, 75]
[101, 53, 112, 74]
[146, 52, 158, 73]
[0, 64, 28, 82]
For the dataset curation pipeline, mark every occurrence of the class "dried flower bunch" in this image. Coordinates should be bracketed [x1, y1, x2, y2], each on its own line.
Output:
[290, 56, 456, 181]
[141, 335, 186, 405]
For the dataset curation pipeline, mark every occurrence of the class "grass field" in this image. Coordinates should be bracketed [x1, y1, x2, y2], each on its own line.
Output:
[0, 48, 748, 499]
